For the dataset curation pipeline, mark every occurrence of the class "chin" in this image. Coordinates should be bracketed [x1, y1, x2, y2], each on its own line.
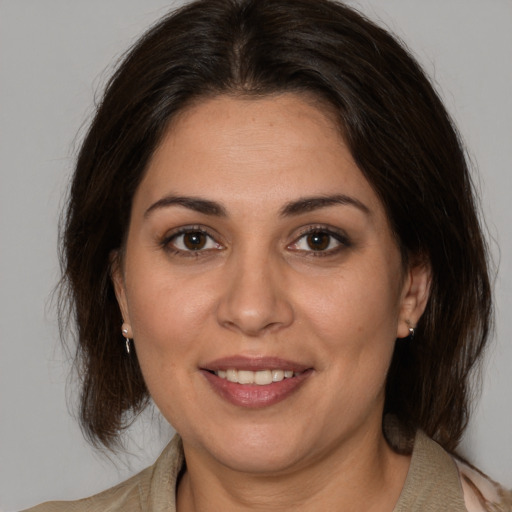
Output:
[188, 423, 310, 474]
[215, 444, 305, 475]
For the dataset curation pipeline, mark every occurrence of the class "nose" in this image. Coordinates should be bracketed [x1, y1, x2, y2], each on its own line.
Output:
[216, 249, 294, 337]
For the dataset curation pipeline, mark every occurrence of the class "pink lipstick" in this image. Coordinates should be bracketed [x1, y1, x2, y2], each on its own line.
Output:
[201, 356, 313, 408]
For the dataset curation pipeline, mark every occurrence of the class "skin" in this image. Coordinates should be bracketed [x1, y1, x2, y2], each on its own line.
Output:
[113, 94, 430, 511]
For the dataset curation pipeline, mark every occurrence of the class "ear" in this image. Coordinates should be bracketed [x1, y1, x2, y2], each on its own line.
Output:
[396, 258, 431, 339]
[110, 250, 132, 336]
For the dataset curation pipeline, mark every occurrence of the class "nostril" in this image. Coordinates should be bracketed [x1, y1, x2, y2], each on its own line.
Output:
[215, 271, 294, 336]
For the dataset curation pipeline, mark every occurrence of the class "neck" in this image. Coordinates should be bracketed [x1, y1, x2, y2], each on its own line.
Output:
[176, 425, 410, 512]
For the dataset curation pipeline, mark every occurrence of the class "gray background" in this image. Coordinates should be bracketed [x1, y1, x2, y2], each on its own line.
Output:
[1, 1, 511, 510]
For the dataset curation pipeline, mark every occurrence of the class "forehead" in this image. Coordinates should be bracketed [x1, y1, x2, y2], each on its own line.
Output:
[135, 93, 383, 218]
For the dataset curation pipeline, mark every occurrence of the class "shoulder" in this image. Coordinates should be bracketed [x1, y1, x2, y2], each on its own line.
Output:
[21, 435, 184, 512]
[20, 465, 152, 512]
[388, 421, 511, 512]
[454, 457, 512, 512]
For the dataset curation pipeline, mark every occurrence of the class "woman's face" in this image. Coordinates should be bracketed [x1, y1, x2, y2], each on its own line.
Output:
[113, 94, 429, 474]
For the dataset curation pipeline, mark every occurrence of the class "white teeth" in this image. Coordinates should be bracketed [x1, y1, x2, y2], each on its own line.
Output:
[254, 370, 272, 385]
[215, 368, 299, 385]
[226, 369, 238, 383]
[272, 369, 284, 382]
[237, 370, 254, 384]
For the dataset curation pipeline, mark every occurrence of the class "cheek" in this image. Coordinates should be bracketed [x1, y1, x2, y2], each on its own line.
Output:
[296, 265, 401, 396]
[313, 276, 400, 397]
[123, 270, 214, 422]
[123, 254, 218, 363]
[130, 285, 209, 351]
[296, 265, 402, 345]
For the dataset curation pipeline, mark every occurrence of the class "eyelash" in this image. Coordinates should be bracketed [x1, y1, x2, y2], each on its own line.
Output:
[161, 226, 223, 257]
[288, 225, 352, 257]
[160, 225, 351, 258]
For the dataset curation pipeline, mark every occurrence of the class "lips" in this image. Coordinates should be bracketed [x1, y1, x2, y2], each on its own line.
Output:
[201, 356, 312, 408]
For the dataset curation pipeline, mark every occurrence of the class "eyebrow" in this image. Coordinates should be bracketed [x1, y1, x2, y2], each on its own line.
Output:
[144, 193, 369, 219]
[144, 195, 227, 218]
[279, 194, 370, 216]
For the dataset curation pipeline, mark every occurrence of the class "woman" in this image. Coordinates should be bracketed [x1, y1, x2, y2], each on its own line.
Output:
[24, 0, 510, 510]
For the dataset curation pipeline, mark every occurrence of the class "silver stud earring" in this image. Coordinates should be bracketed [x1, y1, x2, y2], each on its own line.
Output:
[408, 326, 415, 340]
[122, 325, 131, 355]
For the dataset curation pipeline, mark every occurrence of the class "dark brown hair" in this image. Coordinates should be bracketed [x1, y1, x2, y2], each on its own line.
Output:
[60, 0, 492, 452]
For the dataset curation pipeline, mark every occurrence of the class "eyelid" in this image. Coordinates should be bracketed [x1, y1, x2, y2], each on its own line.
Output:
[160, 225, 224, 255]
[288, 224, 352, 255]
[159, 223, 351, 258]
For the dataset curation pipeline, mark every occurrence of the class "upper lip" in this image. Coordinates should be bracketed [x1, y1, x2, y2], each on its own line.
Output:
[201, 356, 311, 373]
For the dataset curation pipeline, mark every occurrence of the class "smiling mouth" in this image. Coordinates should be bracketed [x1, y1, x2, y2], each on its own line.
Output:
[213, 368, 302, 385]
[202, 366, 312, 408]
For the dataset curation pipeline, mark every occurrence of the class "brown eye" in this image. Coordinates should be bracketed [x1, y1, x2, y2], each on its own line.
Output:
[183, 232, 207, 250]
[306, 233, 330, 251]
[288, 227, 350, 256]
[166, 228, 222, 254]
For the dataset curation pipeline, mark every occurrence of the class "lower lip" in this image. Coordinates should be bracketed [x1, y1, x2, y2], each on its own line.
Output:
[201, 370, 312, 408]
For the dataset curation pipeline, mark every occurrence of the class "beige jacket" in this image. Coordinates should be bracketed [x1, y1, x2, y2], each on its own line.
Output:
[23, 432, 511, 512]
